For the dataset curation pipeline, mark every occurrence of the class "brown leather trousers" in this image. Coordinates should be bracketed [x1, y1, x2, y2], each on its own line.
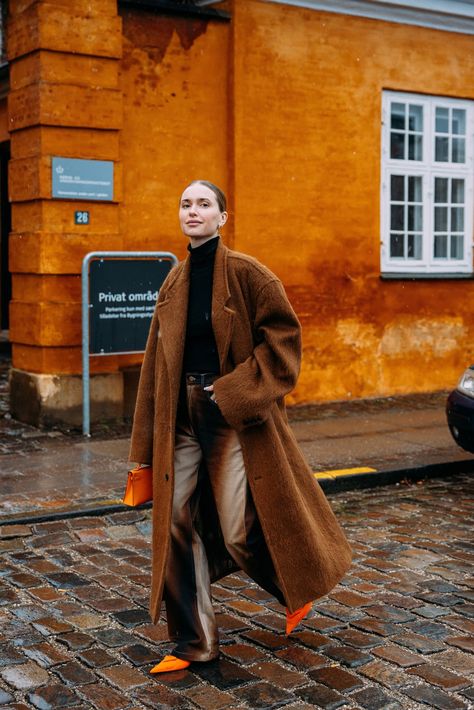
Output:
[163, 379, 283, 662]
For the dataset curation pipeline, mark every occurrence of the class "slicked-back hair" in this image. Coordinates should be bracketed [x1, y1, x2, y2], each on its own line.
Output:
[187, 180, 227, 213]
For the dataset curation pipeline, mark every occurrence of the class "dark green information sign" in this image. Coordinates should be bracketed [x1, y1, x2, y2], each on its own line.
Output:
[89, 258, 172, 354]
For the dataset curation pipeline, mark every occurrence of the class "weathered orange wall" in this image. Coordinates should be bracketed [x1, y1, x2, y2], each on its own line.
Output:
[19, 8, 230, 376]
[7, 0, 124, 376]
[8, 0, 474, 405]
[119, 8, 230, 260]
[228, 0, 474, 404]
[8, 3, 230, 378]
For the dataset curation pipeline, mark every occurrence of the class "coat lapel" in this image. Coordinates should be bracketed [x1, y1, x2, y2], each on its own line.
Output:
[157, 258, 190, 411]
[212, 242, 235, 374]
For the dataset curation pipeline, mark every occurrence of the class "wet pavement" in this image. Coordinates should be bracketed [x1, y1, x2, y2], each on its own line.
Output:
[0, 355, 129, 519]
[0, 474, 473, 709]
[1, 353, 474, 708]
[1, 352, 473, 521]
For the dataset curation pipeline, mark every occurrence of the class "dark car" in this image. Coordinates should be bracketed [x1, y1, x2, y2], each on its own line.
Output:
[446, 366, 474, 453]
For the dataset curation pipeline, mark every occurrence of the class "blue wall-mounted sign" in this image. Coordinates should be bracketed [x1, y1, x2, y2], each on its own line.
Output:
[52, 157, 114, 201]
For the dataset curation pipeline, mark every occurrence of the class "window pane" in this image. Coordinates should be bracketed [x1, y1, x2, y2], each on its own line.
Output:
[452, 109, 466, 135]
[390, 132, 405, 159]
[391, 103, 405, 129]
[451, 234, 464, 259]
[434, 234, 448, 258]
[390, 233, 404, 257]
[452, 137, 465, 163]
[451, 179, 465, 204]
[391, 175, 405, 201]
[408, 134, 422, 160]
[408, 205, 422, 231]
[391, 205, 404, 230]
[435, 206, 448, 231]
[435, 136, 449, 162]
[435, 107, 449, 133]
[408, 176, 422, 202]
[451, 207, 464, 232]
[408, 105, 423, 132]
[407, 234, 422, 259]
[414, 235, 422, 259]
[435, 177, 448, 203]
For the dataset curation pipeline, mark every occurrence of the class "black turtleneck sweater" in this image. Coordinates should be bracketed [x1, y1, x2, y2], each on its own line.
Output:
[182, 236, 220, 374]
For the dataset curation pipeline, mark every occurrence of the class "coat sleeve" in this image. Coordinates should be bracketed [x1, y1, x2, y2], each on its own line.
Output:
[128, 303, 160, 464]
[213, 278, 302, 432]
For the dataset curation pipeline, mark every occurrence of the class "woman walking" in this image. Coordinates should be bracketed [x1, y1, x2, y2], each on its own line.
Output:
[129, 180, 351, 673]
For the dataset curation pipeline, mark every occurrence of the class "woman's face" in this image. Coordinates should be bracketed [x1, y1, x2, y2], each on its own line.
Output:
[179, 184, 227, 242]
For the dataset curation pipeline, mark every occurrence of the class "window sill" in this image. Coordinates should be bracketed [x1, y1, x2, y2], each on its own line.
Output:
[380, 272, 474, 280]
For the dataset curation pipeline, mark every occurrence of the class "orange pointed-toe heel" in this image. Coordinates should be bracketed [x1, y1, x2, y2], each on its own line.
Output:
[286, 601, 313, 635]
[150, 655, 191, 674]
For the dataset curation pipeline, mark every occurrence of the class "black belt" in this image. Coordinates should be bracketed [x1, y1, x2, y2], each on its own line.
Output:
[185, 372, 218, 386]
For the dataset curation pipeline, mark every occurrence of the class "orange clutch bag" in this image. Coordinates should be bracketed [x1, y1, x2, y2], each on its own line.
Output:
[123, 465, 153, 506]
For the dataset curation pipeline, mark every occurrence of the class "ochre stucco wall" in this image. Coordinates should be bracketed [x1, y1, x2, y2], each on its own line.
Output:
[119, 8, 230, 259]
[7, 0, 123, 379]
[8, 5, 229, 377]
[228, 0, 474, 404]
[8, 0, 474, 407]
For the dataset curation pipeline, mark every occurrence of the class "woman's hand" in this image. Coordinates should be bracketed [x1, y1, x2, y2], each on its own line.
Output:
[204, 384, 217, 403]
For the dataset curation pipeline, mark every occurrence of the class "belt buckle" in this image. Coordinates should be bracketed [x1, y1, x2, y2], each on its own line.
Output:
[187, 373, 213, 385]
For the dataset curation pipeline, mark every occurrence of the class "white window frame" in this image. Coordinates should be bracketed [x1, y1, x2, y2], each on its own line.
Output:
[381, 90, 474, 275]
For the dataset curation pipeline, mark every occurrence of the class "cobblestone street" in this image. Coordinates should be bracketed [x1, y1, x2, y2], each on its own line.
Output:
[0, 474, 472, 709]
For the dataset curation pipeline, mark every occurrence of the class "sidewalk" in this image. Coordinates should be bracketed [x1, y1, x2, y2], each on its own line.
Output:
[0, 358, 473, 709]
[1, 349, 474, 522]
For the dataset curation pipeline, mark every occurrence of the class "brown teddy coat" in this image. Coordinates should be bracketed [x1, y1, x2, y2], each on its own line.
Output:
[129, 240, 352, 623]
